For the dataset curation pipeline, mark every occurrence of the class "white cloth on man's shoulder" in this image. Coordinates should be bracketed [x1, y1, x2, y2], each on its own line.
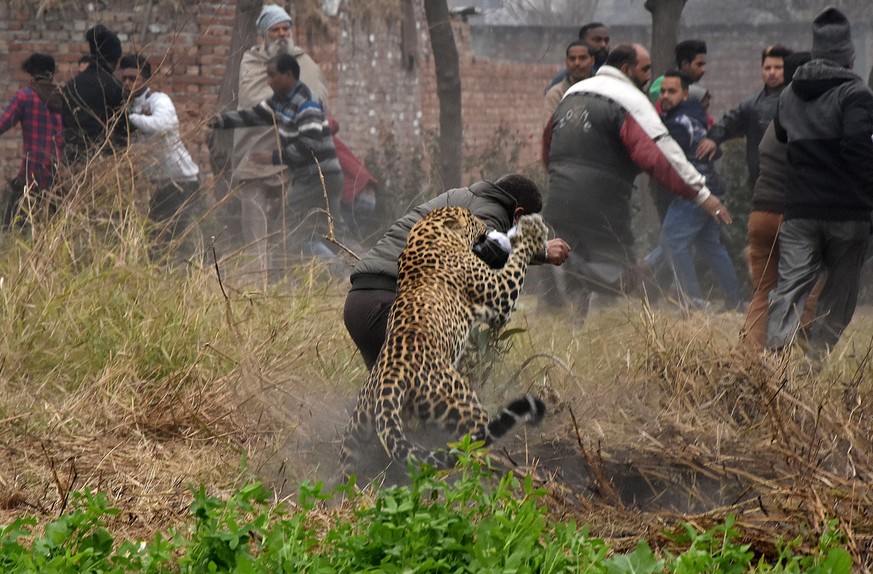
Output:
[563, 66, 711, 205]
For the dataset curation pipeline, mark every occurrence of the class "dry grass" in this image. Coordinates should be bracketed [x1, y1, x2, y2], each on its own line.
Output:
[500, 298, 873, 566]
[3, 148, 873, 567]
[0, 147, 364, 542]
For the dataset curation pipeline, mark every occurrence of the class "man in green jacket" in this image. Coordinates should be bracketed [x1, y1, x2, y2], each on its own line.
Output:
[344, 174, 570, 369]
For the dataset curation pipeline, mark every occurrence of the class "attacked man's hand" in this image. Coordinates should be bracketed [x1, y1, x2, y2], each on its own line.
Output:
[546, 238, 570, 265]
[696, 137, 718, 160]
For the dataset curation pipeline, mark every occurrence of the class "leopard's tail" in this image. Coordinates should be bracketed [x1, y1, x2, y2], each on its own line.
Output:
[486, 394, 546, 442]
[398, 395, 546, 470]
[346, 395, 547, 472]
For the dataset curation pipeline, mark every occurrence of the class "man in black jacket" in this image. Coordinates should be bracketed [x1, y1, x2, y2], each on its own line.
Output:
[696, 45, 793, 188]
[766, 7, 873, 354]
[61, 25, 127, 164]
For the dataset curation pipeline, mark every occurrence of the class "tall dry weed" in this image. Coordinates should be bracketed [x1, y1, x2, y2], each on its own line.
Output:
[0, 140, 363, 538]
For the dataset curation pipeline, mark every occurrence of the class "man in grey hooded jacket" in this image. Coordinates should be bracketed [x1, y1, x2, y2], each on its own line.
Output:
[766, 7, 873, 354]
[344, 174, 570, 369]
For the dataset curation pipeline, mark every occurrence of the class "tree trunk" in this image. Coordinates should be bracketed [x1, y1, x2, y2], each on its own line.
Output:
[423, 0, 462, 189]
[208, 0, 262, 185]
[645, 0, 687, 80]
[641, 0, 688, 249]
[400, 0, 417, 71]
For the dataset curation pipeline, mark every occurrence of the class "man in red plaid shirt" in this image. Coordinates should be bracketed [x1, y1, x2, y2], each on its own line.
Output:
[0, 53, 62, 226]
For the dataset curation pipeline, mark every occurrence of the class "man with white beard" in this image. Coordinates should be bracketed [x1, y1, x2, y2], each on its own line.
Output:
[231, 4, 331, 281]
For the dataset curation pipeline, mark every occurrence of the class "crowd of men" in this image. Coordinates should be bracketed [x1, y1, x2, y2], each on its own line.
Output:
[0, 6, 375, 283]
[539, 7, 873, 360]
[1, 5, 871, 362]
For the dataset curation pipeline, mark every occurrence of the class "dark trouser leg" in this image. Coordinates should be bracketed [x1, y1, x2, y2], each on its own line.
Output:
[320, 171, 348, 247]
[343, 288, 396, 369]
[766, 219, 824, 350]
[546, 262, 591, 317]
[808, 220, 870, 351]
[287, 172, 333, 256]
[150, 179, 200, 242]
[3, 177, 26, 229]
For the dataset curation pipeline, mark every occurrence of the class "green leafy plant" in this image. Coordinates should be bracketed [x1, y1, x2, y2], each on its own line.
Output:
[0, 449, 856, 573]
[665, 515, 754, 573]
[0, 490, 122, 573]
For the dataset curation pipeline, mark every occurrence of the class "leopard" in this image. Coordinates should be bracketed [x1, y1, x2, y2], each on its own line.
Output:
[340, 206, 549, 470]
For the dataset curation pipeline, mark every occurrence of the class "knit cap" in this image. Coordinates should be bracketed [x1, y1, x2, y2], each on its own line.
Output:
[86, 24, 122, 66]
[257, 5, 292, 35]
[811, 6, 854, 67]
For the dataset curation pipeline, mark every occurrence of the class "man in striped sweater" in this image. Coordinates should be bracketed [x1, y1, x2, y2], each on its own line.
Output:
[210, 53, 343, 260]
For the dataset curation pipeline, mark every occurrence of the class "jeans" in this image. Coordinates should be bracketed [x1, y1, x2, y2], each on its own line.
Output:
[661, 197, 741, 309]
[766, 218, 870, 352]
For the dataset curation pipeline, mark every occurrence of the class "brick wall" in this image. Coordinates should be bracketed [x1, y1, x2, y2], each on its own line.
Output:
[331, 8, 427, 165]
[0, 3, 870, 189]
[0, 2, 236, 181]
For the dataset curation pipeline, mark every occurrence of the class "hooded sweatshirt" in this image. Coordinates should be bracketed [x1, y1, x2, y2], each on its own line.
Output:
[662, 97, 724, 196]
[774, 59, 873, 221]
[61, 61, 127, 163]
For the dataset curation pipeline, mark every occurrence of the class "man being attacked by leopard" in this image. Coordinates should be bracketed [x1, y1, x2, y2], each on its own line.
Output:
[340, 207, 550, 470]
[343, 174, 571, 369]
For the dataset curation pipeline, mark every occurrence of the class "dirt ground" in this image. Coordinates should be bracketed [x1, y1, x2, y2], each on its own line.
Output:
[4, 300, 873, 566]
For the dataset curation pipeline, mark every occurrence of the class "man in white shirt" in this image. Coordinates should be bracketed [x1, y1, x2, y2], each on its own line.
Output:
[120, 54, 201, 250]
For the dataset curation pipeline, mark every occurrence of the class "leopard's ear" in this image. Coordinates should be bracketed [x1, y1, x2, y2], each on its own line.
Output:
[442, 214, 463, 232]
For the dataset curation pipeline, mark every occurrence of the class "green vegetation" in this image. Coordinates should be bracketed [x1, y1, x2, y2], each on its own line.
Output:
[0, 449, 854, 573]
